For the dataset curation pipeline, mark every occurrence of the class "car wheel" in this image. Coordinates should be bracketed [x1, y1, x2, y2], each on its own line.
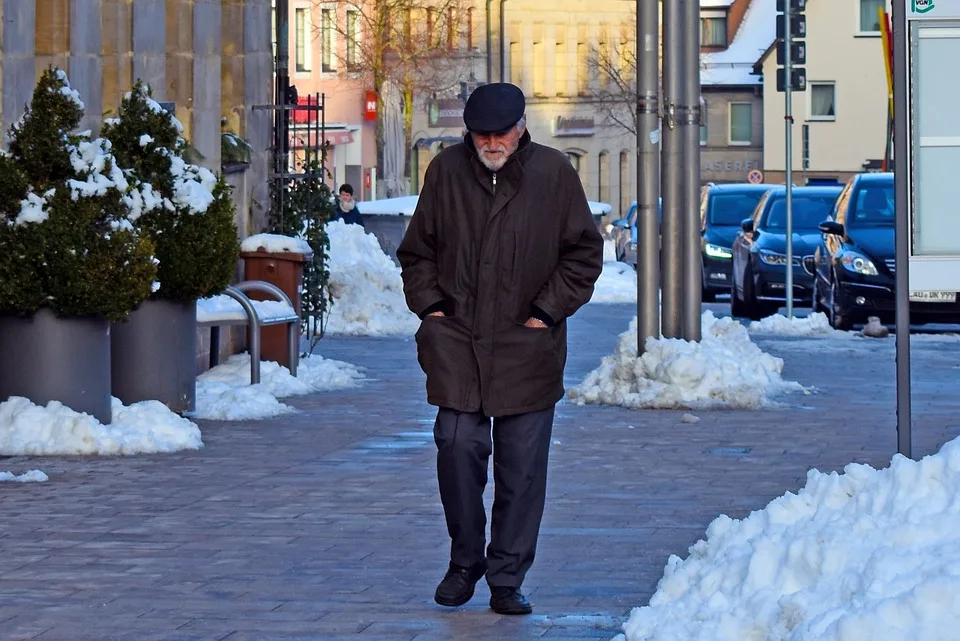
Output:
[742, 267, 767, 321]
[811, 276, 824, 314]
[828, 275, 854, 331]
[730, 276, 746, 318]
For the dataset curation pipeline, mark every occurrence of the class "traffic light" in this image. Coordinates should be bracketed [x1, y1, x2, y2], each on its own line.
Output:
[776, 0, 806, 92]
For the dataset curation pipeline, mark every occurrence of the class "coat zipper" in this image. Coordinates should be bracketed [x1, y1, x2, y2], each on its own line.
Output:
[492, 173, 497, 194]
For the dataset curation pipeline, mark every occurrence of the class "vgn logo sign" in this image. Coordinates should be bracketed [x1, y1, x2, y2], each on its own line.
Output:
[912, 0, 935, 13]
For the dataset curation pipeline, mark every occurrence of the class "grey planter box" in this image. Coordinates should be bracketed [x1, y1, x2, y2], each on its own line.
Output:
[111, 298, 197, 414]
[0, 309, 112, 424]
[360, 214, 412, 265]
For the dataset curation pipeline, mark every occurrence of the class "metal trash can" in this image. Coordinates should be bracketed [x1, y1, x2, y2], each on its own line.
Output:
[239, 249, 312, 369]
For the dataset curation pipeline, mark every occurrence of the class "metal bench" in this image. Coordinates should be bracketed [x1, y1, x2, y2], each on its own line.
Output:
[197, 280, 300, 384]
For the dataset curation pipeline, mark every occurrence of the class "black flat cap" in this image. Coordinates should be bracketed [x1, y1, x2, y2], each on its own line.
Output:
[463, 83, 525, 133]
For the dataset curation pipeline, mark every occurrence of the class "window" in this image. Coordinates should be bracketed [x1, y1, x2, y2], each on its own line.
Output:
[577, 42, 588, 95]
[701, 17, 727, 47]
[509, 41, 522, 87]
[533, 40, 545, 96]
[321, 8, 335, 72]
[728, 102, 752, 145]
[859, 0, 884, 34]
[555, 40, 567, 95]
[809, 82, 836, 120]
[700, 99, 708, 145]
[567, 151, 581, 173]
[346, 10, 360, 70]
[619, 151, 630, 216]
[598, 152, 610, 204]
[427, 8, 438, 48]
[466, 8, 475, 49]
[447, 7, 456, 49]
[295, 8, 310, 72]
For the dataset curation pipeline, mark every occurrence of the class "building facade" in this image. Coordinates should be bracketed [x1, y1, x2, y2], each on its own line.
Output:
[700, 0, 771, 185]
[756, 0, 890, 183]
[0, 0, 274, 239]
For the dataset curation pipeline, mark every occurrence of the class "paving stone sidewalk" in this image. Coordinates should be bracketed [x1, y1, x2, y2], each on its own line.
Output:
[1, 303, 958, 641]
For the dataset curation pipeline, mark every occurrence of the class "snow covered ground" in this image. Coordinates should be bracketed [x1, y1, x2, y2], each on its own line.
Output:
[0, 396, 202, 456]
[570, 311, 804, 409]
[0, 469, 48, 482]
[615, 435, 960, 641]
[748, 312, 856, 339]
[324, 220, 419, 336]
[591, 261, 638, 304]
[192, 352, 363, 421]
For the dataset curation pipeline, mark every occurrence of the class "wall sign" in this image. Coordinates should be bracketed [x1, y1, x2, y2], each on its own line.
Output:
[553, 116, 595, 137]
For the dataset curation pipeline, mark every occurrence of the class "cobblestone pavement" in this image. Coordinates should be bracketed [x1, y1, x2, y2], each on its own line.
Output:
[2, 302, 959, 641]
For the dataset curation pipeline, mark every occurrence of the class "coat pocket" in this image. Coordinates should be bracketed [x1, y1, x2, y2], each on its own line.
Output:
[415, 317, 474, 406]
[490, 323, 564, 410]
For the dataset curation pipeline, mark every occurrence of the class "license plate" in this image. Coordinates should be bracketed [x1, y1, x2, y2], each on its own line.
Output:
[909, 291, 957, 303]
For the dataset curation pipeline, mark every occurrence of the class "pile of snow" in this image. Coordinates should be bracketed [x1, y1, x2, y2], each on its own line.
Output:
[0, 397, 202, 456]
[193, 352, 363, 421]
[240, 233, 313, 255]
[324, 220, 419, 336]
[591, 261, 638, 304]
[616, 436, 960, 641]
[603, 237, 618, 262]
[569, 311, 804, 409]
[749, 312, 854, 338]
[0, 470, 48, 483]
[196, 294, 296, 324]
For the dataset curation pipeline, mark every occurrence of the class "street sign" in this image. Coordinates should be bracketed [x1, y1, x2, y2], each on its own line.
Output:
[777, 67, 807, 92]
[777, 14, 807, 38]
[776, 0, 805, 10]
[747, 169, 763, 184]
[777, 40, 806, 65]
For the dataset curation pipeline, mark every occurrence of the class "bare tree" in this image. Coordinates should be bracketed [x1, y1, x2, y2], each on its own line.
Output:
[311, 0, 478, 194]
[587, 20, 704, 138]
[587, 24, 641, 136]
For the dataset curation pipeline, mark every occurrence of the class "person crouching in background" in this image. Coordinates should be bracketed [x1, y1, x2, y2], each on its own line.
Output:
[333, 183, 364, 227]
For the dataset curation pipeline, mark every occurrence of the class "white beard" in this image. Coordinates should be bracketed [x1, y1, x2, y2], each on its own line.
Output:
[340, 199, 356, 212]
[478, 154, 508, 172]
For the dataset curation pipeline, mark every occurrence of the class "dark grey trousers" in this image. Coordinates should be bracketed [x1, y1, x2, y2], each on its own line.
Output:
[433, 405, 555, 588]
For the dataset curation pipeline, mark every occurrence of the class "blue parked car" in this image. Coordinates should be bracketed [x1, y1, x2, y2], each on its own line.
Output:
[611, 199, 661, 267]
[730, 184, 843, 320]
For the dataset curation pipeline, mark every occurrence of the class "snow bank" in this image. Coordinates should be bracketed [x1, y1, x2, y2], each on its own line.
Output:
[193, 352, 363, 421]
[616, 435, 960, 641]
[197, 294, 296, 324]
[569, 311, 804, 410]
[591, 261, 638, 304]
[240, 233, 313, 255]
[749, 312, 854, 338]
[0, 470, 48, 483]
[0, 397, 202, 456]
[324, 220, 419, 336]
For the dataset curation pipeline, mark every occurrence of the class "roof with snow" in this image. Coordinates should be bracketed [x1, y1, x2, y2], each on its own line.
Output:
[701, 0, 775, 87]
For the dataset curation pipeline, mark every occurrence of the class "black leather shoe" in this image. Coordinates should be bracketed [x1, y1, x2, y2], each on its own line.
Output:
[489, 586, 533, 615]
[434, 560, 488, 607]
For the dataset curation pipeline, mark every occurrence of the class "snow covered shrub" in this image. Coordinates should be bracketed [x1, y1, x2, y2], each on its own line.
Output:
[0, 67, 157, 321]
[101, 81, 239, 302]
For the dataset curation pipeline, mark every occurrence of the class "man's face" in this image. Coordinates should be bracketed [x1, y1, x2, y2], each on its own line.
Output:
[340, 190, 353, 204]
[471, 121, 525, 172]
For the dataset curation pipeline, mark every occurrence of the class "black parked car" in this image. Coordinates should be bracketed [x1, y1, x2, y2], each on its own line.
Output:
[731, 184, 843, 320]
[699, 183, 772, 301]
[814, 172, 960, 329]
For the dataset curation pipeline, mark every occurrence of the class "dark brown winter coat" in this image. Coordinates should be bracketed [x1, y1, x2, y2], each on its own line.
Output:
[397, 131, 603, 416]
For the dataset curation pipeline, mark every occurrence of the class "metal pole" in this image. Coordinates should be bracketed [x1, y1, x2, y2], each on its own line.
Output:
[784, 5, 794, 319]
[637, 0, 661, 349]
[681, 0, 701, 341]
[892, 0, 911, 458]
[661, 0, 682, 338]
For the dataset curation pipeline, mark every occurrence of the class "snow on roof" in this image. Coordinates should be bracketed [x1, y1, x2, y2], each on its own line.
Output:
[701, 0, 776, 86]
[701, 0, 735, 7]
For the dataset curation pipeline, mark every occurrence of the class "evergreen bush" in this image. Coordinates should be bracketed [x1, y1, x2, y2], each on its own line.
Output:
[0, 67, 157, 321]
[102, 81, 239, 302]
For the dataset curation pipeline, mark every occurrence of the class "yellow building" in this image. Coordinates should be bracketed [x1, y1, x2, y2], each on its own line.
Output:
[0, 0, 273, 238]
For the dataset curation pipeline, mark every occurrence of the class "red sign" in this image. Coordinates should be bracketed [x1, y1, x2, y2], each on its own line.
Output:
[363, 90, 377, 121]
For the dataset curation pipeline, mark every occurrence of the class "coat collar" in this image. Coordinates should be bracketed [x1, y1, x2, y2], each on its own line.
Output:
[464, 130, 532, 196]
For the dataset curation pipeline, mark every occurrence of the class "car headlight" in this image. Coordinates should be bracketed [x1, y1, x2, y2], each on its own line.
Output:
[704, 243, 733, 259]
[839, 251, 879, 276]
[758, 249, 797, 266]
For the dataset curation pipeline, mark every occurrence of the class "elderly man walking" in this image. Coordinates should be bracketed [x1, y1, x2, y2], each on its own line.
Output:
[397, 83, 603, 615]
